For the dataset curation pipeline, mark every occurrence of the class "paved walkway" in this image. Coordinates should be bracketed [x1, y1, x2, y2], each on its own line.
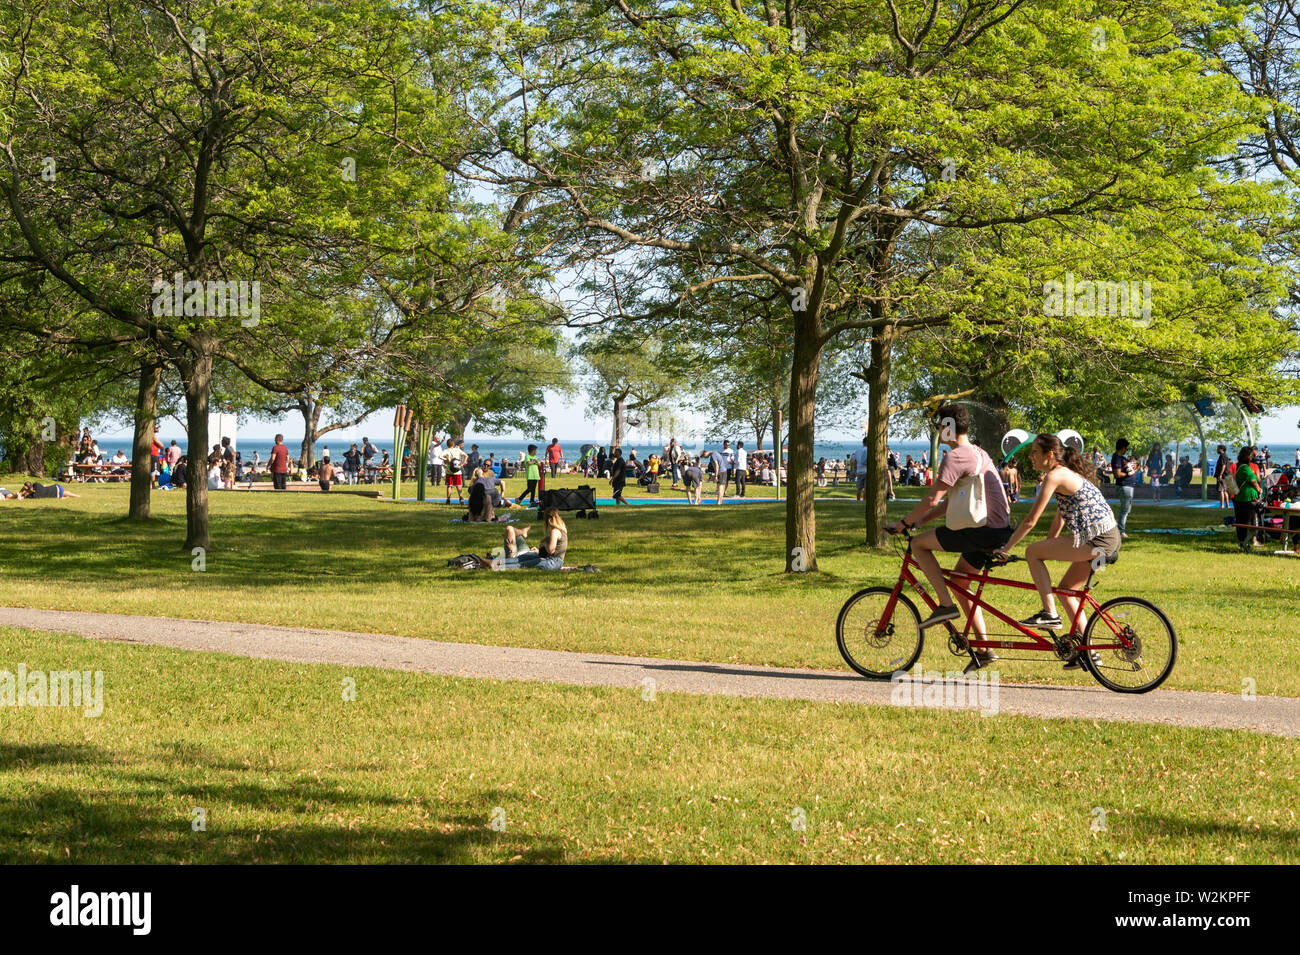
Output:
[2, 607, 1296, 737]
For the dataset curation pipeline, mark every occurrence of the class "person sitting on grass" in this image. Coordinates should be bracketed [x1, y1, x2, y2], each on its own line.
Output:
[467, 469, 498, 522]
[319, 457, 337, 492]
[994, 433, 1120, 670]
[17, 482, 80, 499]
[490, 507, 568, 570]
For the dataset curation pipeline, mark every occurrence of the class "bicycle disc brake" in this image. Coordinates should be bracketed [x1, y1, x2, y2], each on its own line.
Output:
[1117, 627, 1142, 664]
[866, 622, 894, 649]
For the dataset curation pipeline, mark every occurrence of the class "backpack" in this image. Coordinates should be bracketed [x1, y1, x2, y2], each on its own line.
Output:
[946, 462, 990, 530]
[1222, 463, 1239, 498]
[446, 554, 482, 569]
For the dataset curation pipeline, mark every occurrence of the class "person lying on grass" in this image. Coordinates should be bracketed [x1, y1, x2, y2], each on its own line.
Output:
[994, 433, 1120, 671]
[490, 507, 568, 570]
[16, 482, 81, 499]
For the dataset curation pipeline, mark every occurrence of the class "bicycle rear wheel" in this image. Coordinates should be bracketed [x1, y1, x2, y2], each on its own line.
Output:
[836, 587, 924, 678]
[1081, 597, 1177, 693]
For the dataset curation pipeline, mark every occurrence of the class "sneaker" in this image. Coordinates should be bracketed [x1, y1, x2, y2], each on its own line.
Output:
[963, 650, 998, 674]
[1120, 531, 1129, 541]
[1019, 610, 1062, 630]
[920, 605, 961, 629]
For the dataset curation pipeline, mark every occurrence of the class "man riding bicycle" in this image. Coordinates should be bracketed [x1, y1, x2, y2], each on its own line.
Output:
[887, 403, 1010, 673]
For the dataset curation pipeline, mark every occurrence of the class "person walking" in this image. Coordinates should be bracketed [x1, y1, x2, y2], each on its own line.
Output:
[269, 434, 291, 490]
[546, 438, 564, 478]
[733, 441, 748, 497]
[608, 447, 630, 505]
[1111, 438, 1135, 539]
[522, 444, 542, 506]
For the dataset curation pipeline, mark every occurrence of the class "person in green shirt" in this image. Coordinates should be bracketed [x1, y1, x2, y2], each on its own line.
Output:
[522, 444, 542, 506]
[1232, 445, 1263, 550]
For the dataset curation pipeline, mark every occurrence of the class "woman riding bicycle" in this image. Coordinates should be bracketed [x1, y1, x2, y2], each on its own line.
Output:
[995, 433, 1120, 669]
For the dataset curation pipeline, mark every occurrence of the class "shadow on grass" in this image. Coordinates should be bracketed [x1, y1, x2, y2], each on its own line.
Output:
[585, 659, 864, 682]
[0, 741, 602, 864]
[1122, 811, 1300, 860]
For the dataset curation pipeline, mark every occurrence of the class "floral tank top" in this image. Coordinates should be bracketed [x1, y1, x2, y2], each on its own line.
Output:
[1053, 475, 1117, 547]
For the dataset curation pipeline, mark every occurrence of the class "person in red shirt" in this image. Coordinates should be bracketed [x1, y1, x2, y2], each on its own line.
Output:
[269, 434, 291, 490]
[545, 438, 564, 478]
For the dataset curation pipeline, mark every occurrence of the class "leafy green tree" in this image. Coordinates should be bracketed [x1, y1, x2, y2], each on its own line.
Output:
[0, 0, 475, 547]
[477, 0, 1290, 568]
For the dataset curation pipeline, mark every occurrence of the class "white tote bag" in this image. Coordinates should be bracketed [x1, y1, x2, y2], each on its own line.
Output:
[946, 470, 988, 530]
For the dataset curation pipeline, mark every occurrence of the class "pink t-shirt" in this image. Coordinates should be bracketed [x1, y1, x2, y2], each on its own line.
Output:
[937, 444, 1010, 528]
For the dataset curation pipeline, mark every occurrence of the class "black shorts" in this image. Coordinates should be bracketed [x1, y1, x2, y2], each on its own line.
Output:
[933, 524, 1013, 570]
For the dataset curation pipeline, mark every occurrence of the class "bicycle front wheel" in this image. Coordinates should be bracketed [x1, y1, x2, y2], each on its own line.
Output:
[836, 587, 924, 679]
[1082, 597, 1177, 693]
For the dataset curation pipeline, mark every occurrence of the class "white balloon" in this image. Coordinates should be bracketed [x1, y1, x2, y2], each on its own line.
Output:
[1057, 429, 1085, 454]
[1001, 429, 1030, 458]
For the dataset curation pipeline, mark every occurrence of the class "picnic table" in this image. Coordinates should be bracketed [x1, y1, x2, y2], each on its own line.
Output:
[70, 462, 131, 481]
[1232, 504, 1300, 554]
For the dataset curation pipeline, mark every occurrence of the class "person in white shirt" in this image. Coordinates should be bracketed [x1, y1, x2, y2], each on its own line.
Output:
[733, 442, 748, 497]
[428, 437, 444, 487]
[207, 462, 222, 490]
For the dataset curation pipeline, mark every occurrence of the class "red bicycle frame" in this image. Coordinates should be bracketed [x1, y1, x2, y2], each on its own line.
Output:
[887, 548, 1127, 653]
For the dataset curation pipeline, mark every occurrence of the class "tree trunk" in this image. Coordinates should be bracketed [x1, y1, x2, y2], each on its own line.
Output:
[784, 313, 824, 572]
[128, 358, 162, 520]
[182, 348, 214, 550]
[298, 398, 319, 468]
[448, 417, 471, 441]
[8, 427, 45, 476]
[863, 325, 897, 548]
[612, 395, 626, 452]
[968, 391, 1010, 449]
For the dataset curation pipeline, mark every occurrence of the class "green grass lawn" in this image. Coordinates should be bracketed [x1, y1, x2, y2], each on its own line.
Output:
[0, 474, 1292, 696]
[1, 625, 1294, 864]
